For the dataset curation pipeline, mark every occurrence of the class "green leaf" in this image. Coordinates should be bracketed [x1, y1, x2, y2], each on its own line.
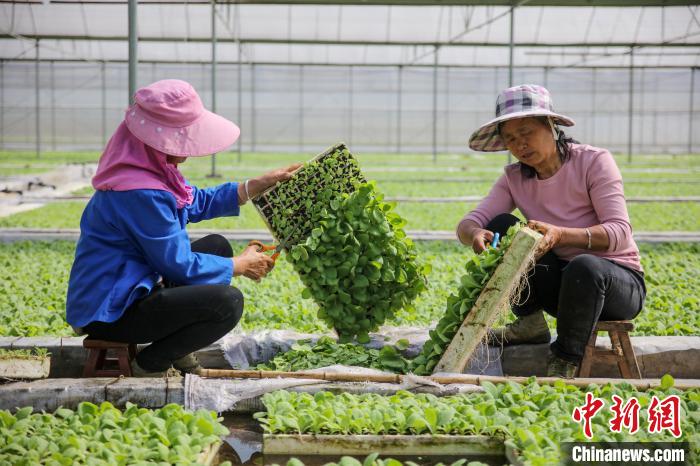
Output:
[14, 406, 33, 420]
[395, 339, 409, 351]
[660, 373, 675, 390]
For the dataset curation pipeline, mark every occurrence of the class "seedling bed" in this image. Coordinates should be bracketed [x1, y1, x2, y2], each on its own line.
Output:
[262, 434, 509, 466]
[252, 143, 365, 248]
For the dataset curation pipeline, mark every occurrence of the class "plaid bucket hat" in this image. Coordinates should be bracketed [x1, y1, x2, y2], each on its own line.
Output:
[468, 84, 575, 152]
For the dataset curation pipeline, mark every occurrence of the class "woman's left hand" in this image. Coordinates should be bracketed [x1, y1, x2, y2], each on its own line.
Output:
[527, 220, 563, 258]
[239, 163, 303, 204]
[259, 163, 303, 190]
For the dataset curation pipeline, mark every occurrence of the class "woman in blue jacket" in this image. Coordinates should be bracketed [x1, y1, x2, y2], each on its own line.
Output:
[66, 79, 300, 376]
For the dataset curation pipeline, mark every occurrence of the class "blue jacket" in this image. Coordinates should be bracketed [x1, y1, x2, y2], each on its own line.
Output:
[66, 183, 240, 328]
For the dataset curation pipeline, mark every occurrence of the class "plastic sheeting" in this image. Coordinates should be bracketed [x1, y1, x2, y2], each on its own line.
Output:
[183, 327, 501, 412]
[219, 326, 503, 376]
[184, 365, 484, 412]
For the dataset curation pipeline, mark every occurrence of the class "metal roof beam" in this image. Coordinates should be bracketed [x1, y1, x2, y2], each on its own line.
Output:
[3, 1, 697, 6]
[2, 34, 699, 47]
[3, 57, 697, 68]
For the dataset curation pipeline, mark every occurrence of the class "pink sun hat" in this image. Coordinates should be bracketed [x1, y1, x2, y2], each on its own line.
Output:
[124, 79, 240, 157]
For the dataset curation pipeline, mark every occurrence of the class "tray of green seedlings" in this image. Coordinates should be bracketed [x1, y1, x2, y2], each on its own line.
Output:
[252, 143, 429, 345]
[0, 347, 50, 379]
[256, 375, 700, 466]
[411, 225, 522, 375]
[252, 143, 366, 248]
[290, 181, 429, 344]
[274, 456, 491, 466]
[0, 401, 229, 465]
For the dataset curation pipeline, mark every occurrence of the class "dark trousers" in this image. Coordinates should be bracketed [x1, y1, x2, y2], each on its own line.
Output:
[487, 214, 646, 363]
[84, 234, 244, 371]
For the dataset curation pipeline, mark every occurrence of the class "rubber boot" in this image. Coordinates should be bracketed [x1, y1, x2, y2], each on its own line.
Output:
[546, 352, 578, 378]
[487, 310, 551, 346]
[173, 353, 204, 375]
[130, 359, 182, 378]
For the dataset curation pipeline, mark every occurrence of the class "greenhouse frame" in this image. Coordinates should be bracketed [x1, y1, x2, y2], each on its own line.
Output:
[1, 0, 699, 159]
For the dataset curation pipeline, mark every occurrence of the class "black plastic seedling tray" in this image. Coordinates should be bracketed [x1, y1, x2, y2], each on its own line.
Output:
[251, 142, 366, 249]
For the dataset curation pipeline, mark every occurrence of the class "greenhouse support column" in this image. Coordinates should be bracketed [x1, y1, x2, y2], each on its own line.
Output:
[237, 42, 242, 162]
[251, 64, 256, 153]
[128, 0, 138, 104]
[208, 0, 219, 178]
[348, 66, 353, 147]
[508, 5, 514, 87]
[591, 67, 597, 144]
[432, 46, 438, 163]
[507, 6, 515, 164]
[101, 61, 107, 147]
[627, 47, 634, 163]
[444, 66, 450, 153]
[0, 60, 3, 148]
[50, 60, 56, 151]
[396, 65, 402, 154]
[690, 67, 696, 155]
[35, 39, 41, 158]
[299, 64, 304, 152]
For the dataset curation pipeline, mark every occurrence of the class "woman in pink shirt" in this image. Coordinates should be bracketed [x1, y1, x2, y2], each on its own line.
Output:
[457, 84, 646, 378]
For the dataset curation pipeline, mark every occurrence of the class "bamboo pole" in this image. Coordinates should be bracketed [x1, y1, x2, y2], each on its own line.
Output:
[197, 369, 700, 391]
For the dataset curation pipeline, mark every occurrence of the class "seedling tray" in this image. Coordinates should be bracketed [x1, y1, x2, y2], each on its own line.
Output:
[251, 142, 365, 249]
[263, 433, 505, 456]
[433, 228, 542, 374]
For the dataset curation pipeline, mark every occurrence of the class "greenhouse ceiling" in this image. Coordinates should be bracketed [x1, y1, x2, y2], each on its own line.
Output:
[1, 1, 698, 67]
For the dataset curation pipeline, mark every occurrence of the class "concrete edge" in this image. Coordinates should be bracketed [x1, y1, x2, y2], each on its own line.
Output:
[2, 335, 699, 380]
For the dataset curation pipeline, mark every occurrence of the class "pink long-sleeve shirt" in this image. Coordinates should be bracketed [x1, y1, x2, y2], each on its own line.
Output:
[461, 143, 643, 272]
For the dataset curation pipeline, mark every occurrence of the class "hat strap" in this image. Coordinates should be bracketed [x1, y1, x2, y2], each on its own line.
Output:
[547, 117, 558, 141]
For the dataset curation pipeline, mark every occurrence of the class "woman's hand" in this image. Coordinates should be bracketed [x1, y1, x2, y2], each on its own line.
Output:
[260, 163, 303, 188]
[233, 244, 275, 282]
[238, 163, 303, 205]
[457, 219, 494, 254]
[527, 220, 563, 258]
[470, 228, 495, 254]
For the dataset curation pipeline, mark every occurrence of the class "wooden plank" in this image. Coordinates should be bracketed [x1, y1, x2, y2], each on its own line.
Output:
[618, 332, 642, 379]
[263, 434, 504, 456]
[434, 228, 542, 374]
[597, 321, 635, 332]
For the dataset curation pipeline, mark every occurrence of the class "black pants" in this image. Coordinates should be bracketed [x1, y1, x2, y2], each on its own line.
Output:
[487, 214, 646, 363]
[84, 234, 244, 371]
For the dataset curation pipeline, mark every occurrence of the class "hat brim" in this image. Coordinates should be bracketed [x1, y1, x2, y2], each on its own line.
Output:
[125, 107, 240, 157]
[468, 109, 575, 152]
